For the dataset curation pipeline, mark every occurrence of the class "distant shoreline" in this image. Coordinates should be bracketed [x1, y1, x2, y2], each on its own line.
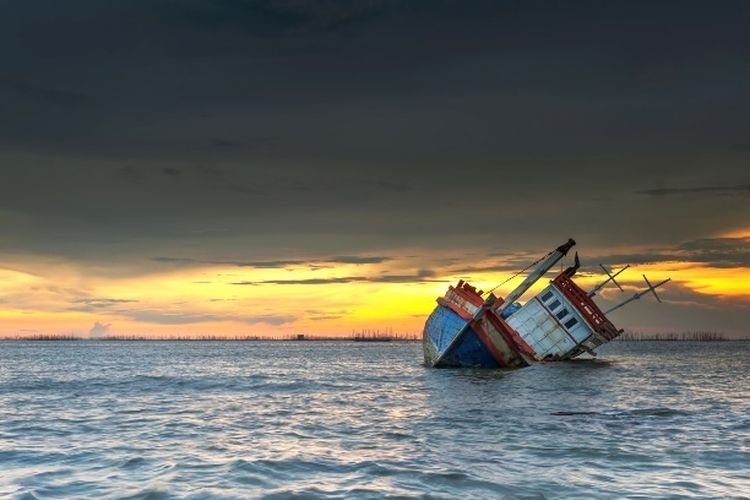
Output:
[1, 330, 746, 342]
[0, 335, 422, 342]
[1, 337, 748, 342]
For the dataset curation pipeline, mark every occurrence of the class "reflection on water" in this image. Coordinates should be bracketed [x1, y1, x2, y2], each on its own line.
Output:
[0, 341, 748, 498]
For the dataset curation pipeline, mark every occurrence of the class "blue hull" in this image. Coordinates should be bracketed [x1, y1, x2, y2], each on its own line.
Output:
[423, 305, 499, 368]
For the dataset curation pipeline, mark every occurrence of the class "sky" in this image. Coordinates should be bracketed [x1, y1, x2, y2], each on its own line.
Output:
[1, 0, 749, 338]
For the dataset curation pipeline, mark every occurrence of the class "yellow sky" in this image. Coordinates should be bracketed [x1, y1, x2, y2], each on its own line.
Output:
[1, 236, 749, 338]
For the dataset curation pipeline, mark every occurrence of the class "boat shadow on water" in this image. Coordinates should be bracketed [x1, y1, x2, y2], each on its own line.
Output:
[551, 357, 618, 368]
[424, 355, 616, 372]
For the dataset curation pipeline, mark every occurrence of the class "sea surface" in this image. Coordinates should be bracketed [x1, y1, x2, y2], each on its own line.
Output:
[0, 341, 748, 499]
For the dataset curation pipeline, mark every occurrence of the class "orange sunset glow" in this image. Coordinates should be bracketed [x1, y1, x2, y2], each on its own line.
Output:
[2, 233, 748, 338]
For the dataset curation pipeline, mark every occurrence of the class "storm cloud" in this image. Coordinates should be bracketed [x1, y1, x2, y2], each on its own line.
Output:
[1, 0, 748, 266]
[1, 1, 749, 336]
[637, 185, 750, 197]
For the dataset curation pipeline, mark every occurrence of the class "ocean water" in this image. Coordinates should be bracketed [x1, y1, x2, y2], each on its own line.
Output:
[0, 341, 748, 499]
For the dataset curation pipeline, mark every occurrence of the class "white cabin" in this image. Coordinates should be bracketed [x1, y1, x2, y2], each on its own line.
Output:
[505, 274, 620, 360]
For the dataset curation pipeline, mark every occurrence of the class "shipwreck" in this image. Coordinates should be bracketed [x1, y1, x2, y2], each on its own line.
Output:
[423, 239, 670, 368]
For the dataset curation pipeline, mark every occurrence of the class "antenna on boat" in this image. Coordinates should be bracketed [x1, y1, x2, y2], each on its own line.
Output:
[496, 238, 576, 314]
[588, 264, 630, 297]
[642, 274, 665, 303]
[603, 274, 671, 314]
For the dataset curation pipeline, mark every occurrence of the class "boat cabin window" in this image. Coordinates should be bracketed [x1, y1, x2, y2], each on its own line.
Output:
[548, 299, 561, 311]
[541, 291, 554, 302]
[555, 308, 569, 320]
[564, 317, 578, 329]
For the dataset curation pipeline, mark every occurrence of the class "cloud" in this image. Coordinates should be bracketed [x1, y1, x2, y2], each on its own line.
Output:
[0, 79, 91, 108]
[76, 298, 138, 307]
[591, 236, 750, 269]
[232, 271, 445, 285]
[162, 167, 182, 180]
[153, 255, 391, 268]
[173, 0, 392, 36]
[368, 273, 444, 283]
[448, 262, 532, 275]
[123, 310, 295, 326]
[232, 277, 360, 285]
[152, 256, 303, 267]
[639, 282, 750, 310]
[211, 138, 243, 148]
[89, 321, 111, 338]
[636, 184, 750, 197]
[110, 166, 266, 196]
[446, 253, 554, 275]
[70, 297, 138, 312]
[308, 314, 343, 321]
[677, 237, 750, 268]
[328, 255, 391, 264]
[363, 180, 412, 193]
[114, 165, 145, 183]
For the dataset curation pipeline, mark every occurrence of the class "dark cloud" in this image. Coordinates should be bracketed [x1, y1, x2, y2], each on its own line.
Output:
[328, 256, 392, 265]
[234, 277, 359, 285]
[637, 185, 750, 196]
[110, 165, 266, 197]
[232, 271, 445, 285]
[369, 274, 445, 284]
[166, 0, 393, 36]
[0, 79, 91, 108]
[592, 281, 750, 337]
[114, 165, 145, 184]
[153, 255, 390, 268]
[445, 251, 563, 275]
[363, 180, 412, 193]
[74, 298, 139, 308]
[677, 237, 750, 268]
[211, 138, 243, 148]
[161, 167, 182, 180]
[448, 260, 537, 275]
[152, 257, 306, 268]
[67, 298, 139, 313]
[308, 315, 343, 321]
[640, 282, 745, 310]
[443, 236, 750, 284]
[590, 237, 750, 269]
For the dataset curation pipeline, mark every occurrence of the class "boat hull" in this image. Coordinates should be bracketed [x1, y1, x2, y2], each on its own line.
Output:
[423, 305, 500, 368]
[423, 302, 534, 369]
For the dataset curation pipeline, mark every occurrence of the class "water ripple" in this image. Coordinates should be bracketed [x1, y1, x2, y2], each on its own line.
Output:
[0, 341, 748, 498]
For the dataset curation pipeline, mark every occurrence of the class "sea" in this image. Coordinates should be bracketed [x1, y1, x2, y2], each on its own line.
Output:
[0, 341, 748, 499]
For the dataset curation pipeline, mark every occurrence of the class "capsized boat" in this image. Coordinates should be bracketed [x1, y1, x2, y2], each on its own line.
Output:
[423, 239, 670, 368]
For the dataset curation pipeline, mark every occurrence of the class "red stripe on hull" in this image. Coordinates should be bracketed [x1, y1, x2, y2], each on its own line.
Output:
[437, 297, 474, 320]
[470, 318, 510, 367]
